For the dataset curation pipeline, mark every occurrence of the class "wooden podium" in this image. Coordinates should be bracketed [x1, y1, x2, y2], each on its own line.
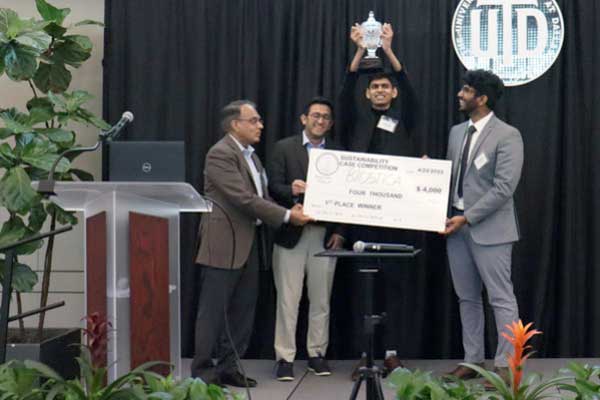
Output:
[49, 182, 210, 381]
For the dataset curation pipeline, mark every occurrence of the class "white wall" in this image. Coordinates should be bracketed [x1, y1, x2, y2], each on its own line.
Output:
[0, 0, 105, 328]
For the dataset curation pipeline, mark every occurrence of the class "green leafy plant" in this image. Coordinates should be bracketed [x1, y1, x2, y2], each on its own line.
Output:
[27, 313, 159, 399]
[24, 353, 160, 400]
[5, 357, 242, 400]
[464, 365, 568, 400]
[388, 322, 600, 400]
[143, 373, 245, 400]
[440, 378, 484, 400]
[389, 367, 484, 400]
[463, 320, 569, 400]
[0, 0, 109, 335]
[557, 362, 600, 399]
[0, 360, 47, 399]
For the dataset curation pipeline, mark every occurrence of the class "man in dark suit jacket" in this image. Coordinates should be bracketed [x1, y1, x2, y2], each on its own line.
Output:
[191, 100, 311, 387]
[442, 70, 523, 389]
[339, 23, 419, 377]
[267, 97, 346, 381]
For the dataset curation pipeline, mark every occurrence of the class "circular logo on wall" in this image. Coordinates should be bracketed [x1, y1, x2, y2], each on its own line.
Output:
[142, 162, 152, 173]
[452, 0, 564, 86]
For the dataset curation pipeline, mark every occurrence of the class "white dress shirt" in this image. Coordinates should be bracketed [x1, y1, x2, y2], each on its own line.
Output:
[229, 134, 290, 223]
[453, 111, 494, 210]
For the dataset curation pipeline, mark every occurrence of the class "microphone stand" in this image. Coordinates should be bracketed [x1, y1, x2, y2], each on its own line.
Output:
[37, 141, 103, 196]
[37, 117, 130, 196]
[314, 248, 421, 400]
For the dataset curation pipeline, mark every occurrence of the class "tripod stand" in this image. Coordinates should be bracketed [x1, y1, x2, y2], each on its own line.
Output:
[349, 267, 385, 400]
[315, 249, 421, 400]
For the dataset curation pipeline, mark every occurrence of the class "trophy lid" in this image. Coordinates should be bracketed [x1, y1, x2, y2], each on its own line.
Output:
[363, 10, 381, 28]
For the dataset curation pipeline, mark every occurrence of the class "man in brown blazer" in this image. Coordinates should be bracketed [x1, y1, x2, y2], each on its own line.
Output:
[191, 100, 311, 387]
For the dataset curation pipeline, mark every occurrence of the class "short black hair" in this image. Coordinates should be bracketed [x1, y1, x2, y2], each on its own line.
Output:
[463, 69, 504, 110]
[367, 72, 397, 88]
[302, 96, 334, 119]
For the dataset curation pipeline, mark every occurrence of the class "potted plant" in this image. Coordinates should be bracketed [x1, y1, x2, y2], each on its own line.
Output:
[0, 358, 243, 400]
[389, 367, 484, 399]
[462, 320, 569, 400]
[388, 320, 589, 400]
[557, 362, 600, 399]
[0, 313, 241, 400]
[0, 0, 109, 377]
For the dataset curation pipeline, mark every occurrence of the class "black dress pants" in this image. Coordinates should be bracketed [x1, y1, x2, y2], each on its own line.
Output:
[190, 237, 259, 382]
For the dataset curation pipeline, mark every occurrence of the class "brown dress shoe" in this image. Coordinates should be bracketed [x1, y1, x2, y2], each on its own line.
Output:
[382, 355, 404, 377]
[444, 363, 484, 381]
[484, 366, 510, 391]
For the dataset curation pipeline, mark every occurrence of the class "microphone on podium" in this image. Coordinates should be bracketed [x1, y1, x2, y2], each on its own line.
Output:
[352, 240, 414, 253]
[37, 111, 135, 196]
[99, 111, 134, 140]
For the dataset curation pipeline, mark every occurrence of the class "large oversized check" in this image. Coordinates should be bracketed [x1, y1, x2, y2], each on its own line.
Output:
[303, 149, 452, 232]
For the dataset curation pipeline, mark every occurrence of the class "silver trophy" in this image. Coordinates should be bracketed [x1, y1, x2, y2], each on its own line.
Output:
[359, 11, 383, 70]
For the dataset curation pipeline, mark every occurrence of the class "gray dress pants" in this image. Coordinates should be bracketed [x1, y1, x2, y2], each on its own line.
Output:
[446, 211, 519, 367]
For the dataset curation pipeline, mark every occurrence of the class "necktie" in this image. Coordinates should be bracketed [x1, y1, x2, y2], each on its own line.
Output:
[457, 125, 477, 198]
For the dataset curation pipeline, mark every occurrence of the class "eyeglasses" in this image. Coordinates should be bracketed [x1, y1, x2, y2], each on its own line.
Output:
[308, 113, 332, 121]
[236, 117, 264, 125]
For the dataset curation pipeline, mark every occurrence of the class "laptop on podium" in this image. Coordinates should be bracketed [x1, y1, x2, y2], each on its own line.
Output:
[107, 141, 185, 182]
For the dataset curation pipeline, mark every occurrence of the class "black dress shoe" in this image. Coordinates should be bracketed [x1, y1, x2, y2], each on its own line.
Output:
[191, 375, 225, 388]
[221, 371, 257, 387]
[205, 378, 226, 388]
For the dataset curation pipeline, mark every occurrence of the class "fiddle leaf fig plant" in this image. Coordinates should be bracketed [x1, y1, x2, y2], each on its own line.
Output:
[0, 0, 109, 334]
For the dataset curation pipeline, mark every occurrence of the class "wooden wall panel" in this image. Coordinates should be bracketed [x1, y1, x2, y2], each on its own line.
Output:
[85, 211, 107, 368]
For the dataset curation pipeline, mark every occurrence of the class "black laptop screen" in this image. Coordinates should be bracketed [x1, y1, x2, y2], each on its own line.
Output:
[107, 141, 185, 182]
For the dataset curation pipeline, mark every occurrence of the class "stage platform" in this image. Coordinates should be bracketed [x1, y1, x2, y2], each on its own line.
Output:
[181, 358, 600, 399]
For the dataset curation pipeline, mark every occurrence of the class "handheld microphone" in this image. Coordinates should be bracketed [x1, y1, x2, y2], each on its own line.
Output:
[353, 240, 414, 253]
[100, 111, 134, 140]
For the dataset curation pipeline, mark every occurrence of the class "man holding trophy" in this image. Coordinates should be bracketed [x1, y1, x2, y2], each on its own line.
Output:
[338, 18, 418, 152]
[337, 14, 420, 380]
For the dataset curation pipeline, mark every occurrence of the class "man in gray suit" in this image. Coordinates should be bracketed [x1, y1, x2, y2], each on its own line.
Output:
[442, 70, 523, 387]
[192, 100, 311, 387]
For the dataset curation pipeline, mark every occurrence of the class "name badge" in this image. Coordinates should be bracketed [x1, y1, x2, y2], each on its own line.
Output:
[474, 153, 488, 170]
[376, 115, 399, 133]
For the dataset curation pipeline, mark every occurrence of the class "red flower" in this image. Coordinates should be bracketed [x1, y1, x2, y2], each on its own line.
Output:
[82, 312, 112, 369]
